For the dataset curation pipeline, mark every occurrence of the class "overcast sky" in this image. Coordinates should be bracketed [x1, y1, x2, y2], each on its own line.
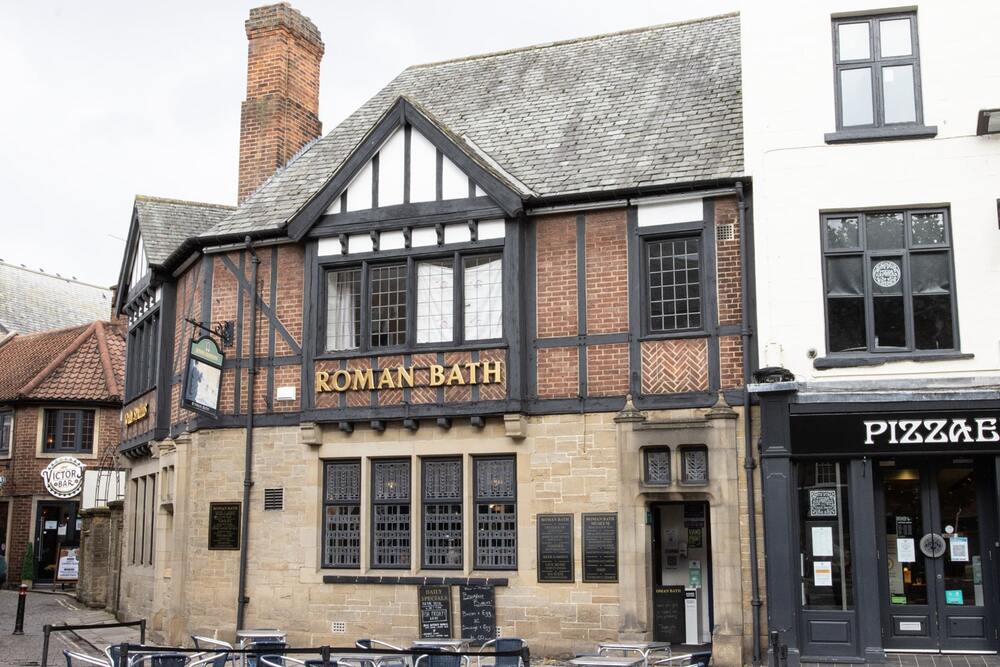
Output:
[0, 0, 737, 287]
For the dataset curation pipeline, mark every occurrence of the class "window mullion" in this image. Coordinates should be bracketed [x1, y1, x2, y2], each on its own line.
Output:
[406, 256, 416, 347]
[360, 261, 370, 353]
[901, 252, 915, 351]
[454, 252, 463, 344]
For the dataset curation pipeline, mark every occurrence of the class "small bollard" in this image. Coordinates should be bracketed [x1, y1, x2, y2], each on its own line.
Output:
[12, 583, 27, 635]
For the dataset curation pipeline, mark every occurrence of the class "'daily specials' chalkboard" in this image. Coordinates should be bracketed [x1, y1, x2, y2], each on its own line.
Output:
[652, 585, 686, 642]
[537, 513, 574, 582]
[208, 502, 241, 550]
[419, 585, 453, 639]
[459, 585, 496, 643]
[582, 512, 618, 582]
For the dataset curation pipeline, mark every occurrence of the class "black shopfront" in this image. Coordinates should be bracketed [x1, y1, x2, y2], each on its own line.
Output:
[759, 388, 1000, 665]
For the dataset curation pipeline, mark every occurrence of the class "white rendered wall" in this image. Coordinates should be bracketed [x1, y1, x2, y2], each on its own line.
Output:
[742, 0, 1000, 384]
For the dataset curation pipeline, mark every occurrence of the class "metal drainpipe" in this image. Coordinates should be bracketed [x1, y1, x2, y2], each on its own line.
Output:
[236, 236, 259, 630]
[737, 181, 763, 666]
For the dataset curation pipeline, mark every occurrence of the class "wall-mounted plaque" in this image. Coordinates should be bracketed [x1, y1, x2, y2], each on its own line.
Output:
[208, 502, 241, 550]
[652, 585, 685, 642]
[582, 513, 618, 582]
[537, 514, 574, 582]
[459, 585, 496, 643]
[419, 584, 453, 639]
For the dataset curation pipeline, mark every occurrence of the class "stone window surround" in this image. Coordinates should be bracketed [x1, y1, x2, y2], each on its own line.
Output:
[35, 406, 101, 460]
[0, 409, 13, 459]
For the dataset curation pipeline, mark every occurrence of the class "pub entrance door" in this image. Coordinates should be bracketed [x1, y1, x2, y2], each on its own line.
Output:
[876, 459, 999, 652]
[650, 501, 713, 645]
[34, 501, 79, 583]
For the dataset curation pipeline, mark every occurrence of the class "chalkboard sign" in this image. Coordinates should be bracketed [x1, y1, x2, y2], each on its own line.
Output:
[582, 513, 618, 583]
[652, 585, 685, 642]
[419, 585, 452, 639]
[459, 585, 496, 642]
[208, 502, 241, 550]
[537, 514, 574, 582]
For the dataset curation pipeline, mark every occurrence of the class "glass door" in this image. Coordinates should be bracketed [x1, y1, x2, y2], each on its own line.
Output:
[34, 501, 79, 582]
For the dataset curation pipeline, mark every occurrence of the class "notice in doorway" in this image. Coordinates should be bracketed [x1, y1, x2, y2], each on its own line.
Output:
[950, 536, 969, 562]
[56, 548, 79, 581]
[811, 526, 833, 557]
[57, 523, 67, 537]
[687, 527, 703, 549]
[689, 559, 702, 588]
[813, 561, 833, 587]
[896, 537, 916, 563]
[945, 589, 964, 605]
[664, 528, 679, 550]
[44, 521, 57, 530]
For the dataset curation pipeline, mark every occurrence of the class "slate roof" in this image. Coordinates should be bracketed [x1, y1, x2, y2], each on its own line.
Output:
[0, 261, 113, 335]
[0, 321, 125, 403]
[207, 12, 743, 238]
[133, 196, 235, 266]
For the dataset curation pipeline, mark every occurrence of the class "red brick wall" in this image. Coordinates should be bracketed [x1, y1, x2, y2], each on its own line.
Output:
[584, 209, 629, 335]
[715, 196, 743, 327]
[719, 335, 743, 390]
[536, 347, 579, 399]
[640, 339, 709, 395]
[586, 343, 629, 397]
[535, 214, 577, 338]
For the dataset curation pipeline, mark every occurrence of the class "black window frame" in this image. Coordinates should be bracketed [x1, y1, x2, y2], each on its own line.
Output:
[472, 455, 517, 571]
[42, 408, 95, 454]
[641, 233, 707, 338]
[322, 459, 362, 569]
[0, 410, 11, 456]
[819, 208, 959, 358]
[680, 445, 709, 485]
[420, 456, 464, 570]
[828, 12, 936, 143]
[643, 446, 672, 485]
[320, 247, 504, 356]
[370, 458, 412, 570]
[125, 307, 160, 401]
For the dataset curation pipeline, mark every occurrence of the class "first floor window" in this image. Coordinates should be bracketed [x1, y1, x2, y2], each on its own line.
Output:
[464, 254, 503, 340]
[416, 260, 454, 343]
[0, 411, 11, 455]
[823, 209, 956, 354]
[43, 409, 95, 453]
[797, 460, 852, 610]
[372, 459, 411, 568]
[323, 460, 361, 568]
[125, 310, 160, 400]
[370, 264, 408, 348]
[474, 456, 517, 569]
[646, 237, 702, 333]
[422, 457, 463, 569]
[326, 269, 361, 351]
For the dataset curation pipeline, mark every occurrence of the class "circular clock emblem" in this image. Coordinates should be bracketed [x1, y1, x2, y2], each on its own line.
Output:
[872, 260, 902, 288]
[919, 532, 947, 558]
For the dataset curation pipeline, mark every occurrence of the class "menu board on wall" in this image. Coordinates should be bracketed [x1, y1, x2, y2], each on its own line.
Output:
[459, 585, 496, 643]
[208, 502, 241, 550]
[582, 513, 618, 582]
[537, 514, 574, 582]
[419, 585, 453, 638]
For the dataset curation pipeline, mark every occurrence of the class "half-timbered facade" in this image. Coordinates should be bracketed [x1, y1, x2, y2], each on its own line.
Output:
[115, 5, 760, 662]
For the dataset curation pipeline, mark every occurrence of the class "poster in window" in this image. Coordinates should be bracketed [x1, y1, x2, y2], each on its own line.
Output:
[182, 337, 224, 418]
[950, 536, 969, 562]
[808, 489, 838, 517]
[813, 561, 833, 587]
[811, 526, 833, 557]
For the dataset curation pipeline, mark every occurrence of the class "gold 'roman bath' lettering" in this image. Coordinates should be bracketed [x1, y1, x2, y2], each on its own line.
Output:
[315, 361, 505, 394]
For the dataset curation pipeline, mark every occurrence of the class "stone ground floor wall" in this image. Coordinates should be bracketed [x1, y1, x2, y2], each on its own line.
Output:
[119, 402, 765, 664]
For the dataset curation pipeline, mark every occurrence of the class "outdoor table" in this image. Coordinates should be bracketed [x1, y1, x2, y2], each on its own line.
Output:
[570, 657, 645, 667]
[652, 655, 695, 666]
[236, 629, 288, 667]
[411, 639, 472, 651]
[598, 642, 671, 667]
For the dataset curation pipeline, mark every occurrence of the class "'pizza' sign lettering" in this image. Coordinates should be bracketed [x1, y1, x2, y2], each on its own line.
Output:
[864, 418, 1000, 446]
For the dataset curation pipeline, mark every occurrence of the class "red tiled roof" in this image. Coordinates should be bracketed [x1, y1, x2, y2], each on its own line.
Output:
[0, 321, 125, 403]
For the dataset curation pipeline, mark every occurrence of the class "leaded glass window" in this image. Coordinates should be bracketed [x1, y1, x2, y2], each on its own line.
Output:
[323, 461, 361, 568]
[370, 264, 407, 348]
[372, 459, 411, 568]
[416, 260, 454, 343]
[681, 447, 708, 484]
[422, 458, 463, 569]
[326, 268, 361, 351]
[646, 237, 702, 333]
[644, 447, 671, 485]
[464, 254, 503, 340]
[474, 456, 517, 569]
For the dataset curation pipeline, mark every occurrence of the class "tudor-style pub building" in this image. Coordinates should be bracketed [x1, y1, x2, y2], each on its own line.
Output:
[114, 5, 761, 663]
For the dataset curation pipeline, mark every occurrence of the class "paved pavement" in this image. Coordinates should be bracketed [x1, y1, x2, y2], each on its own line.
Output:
[0, 589, 141, 667]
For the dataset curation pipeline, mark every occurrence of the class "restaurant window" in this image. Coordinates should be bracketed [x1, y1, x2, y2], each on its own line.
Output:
[643, 447, 671, 485]
[832, 13, 924, 131]
[473, 456, 517, 570]
[0, 411, 11, 456]
[422, 458, 463, 569]
[371, 459, 411, 568]
[43, 409, 95, 453]
[463, 255, 503, 340]
[797, 460, 853, 609]
[645, 237, 702, 334]
[323, 460, 361, 568]
[822, 209, 956, 354]
[125, 310, 160, 400]
[370, 264, 408, 348]
[326, 269, 361, 351]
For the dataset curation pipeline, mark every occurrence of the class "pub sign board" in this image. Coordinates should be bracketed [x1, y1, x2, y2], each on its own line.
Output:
[182, 336, 224, 418]
[537, 513, 574, 582]
[208, 502, 241, 550]
[582, 512, 619, 583]
[790, 409, 1000, 456]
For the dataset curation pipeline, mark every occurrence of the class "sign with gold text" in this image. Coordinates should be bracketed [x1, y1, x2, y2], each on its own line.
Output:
[124, 403, 149, 426]
[316, 360, 503, 393]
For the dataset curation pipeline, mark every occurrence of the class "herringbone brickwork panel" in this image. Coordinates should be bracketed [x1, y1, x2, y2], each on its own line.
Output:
[640, 339, 709, 395]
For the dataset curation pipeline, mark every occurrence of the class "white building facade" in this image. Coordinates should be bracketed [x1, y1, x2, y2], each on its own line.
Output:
[742, 1, 1000, 663]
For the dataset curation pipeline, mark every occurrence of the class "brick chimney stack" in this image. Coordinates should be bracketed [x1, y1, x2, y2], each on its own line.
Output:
[237, 3, 324, 204]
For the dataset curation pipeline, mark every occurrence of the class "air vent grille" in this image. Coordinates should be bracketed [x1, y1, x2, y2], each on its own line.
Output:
[264, 488, 284, 511]
[716, 224, 735, 242]
[330, 621, 346, 634]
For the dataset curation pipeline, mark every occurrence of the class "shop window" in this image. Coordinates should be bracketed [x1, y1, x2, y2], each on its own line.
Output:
[0, 411, 11, 455]
[130, 473, 156, 566]
[797, 460, 853, 610]
[125, 310, 160, 400]
[473, 456, 517, 570]
[43, 409, 95, 454]
[680, 447, 709, 485]
[643, 447, 672, 485]
[422, 458, 463, 569]
[371, 459, 411, 568]
[645, 237, 703, 334]
[322, 460, 361, 568]
[822, 209, 956, 355]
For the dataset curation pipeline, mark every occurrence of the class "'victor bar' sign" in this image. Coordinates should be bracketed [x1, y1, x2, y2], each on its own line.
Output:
[316, 361, 503, 393]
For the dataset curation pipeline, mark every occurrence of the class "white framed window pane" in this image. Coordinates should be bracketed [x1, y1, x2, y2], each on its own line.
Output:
[837, 22, 870, 61]
[882, 65, 916, 124]
[840, 68, 874, 127]
[879, 18, 912, 58]
[464, 255, 503, 340]
[326, 269, 361, 350]
[417, 260, 454, 343]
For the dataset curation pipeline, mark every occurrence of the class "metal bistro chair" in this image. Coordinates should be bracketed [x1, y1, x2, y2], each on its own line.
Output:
[126, 654, 191, 667]
[354, 639, 407, 667]
[192, 637, 239, 666]
[477, 639, 527, 667]
[64, 651, 112, 667]
[414, 653, 470, 667]
[259, 657, 330, 667]
[245, 641, 288, 667]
